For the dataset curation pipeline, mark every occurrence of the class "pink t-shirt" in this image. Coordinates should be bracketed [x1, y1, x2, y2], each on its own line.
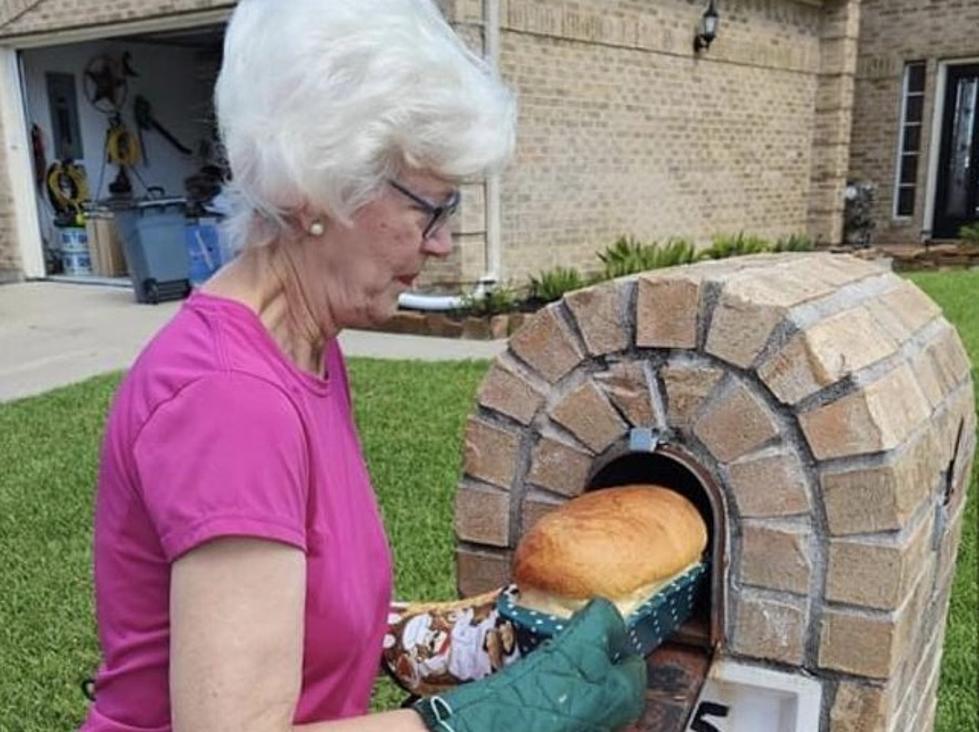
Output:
[81, 292, 394, 731]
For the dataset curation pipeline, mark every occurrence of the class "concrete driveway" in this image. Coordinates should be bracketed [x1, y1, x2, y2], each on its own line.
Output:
[0, 282, 505, 403]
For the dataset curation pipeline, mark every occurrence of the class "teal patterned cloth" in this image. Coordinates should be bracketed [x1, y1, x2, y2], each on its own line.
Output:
[497, 561, 708, 656]
[413, 598, 646, 732]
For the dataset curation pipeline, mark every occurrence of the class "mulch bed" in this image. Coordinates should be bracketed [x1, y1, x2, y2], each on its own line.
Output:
[374, 244, 979, 341]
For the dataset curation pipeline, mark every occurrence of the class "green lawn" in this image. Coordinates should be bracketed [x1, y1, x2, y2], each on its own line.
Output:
[0, 271, 976, 730]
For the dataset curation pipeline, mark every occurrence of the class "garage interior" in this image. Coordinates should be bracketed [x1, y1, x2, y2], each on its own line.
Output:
[20, 23, 227, 297]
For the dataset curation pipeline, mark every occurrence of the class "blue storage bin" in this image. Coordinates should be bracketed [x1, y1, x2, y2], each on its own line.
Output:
[185, 222, 222, 285]
[116, 199, 190, 304]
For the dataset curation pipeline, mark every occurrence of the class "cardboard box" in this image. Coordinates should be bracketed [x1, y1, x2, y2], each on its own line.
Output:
[85, 213, 127, 277]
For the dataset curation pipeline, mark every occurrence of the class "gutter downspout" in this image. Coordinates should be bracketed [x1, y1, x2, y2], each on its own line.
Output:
[483, 0, 502, 288]
[397, 0, 502, 312]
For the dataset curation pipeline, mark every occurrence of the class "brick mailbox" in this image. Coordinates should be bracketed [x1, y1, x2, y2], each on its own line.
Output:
[453, 253, 975, 732]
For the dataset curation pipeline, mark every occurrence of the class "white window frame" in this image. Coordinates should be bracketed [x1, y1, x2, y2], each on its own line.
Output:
[892, 61, 926, 222]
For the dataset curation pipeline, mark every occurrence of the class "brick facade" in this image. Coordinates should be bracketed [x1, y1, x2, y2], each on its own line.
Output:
[456, 252, 975, 730]
[488, 0, 832, 283]
[849, 0, 979, 244]
[1, 0, 975, 283]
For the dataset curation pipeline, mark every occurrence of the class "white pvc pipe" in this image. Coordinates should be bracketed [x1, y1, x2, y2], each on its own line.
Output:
[398, 292, 466, 311]
[400, 1, 503, 313]
[484, 0, 503, 284]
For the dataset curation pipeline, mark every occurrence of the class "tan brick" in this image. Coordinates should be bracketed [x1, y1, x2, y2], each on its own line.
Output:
[490, 314, 510, 340]
[909, 344, 947, 410]
[635, 270, 701, 349]
[820, 429, 941, 535]
[892, 622, 945, 732]
[594, 361, 654, 427]
[705, 297, 780, 369]
[564, 281, 629, 355]
[520, 490, 566, 536]
[660, 362, 725, 428]
[706, 264, 836, 368]
[425, 312, 465, 338]
[549, 380, 628, 453]
[382, 310, 427, 334]
[799, 364, 931, 460]
[864, 298, 915, 345]
[934, 387, 977, 475]
[727, 450, 811, 517]
[830, 682, 890, 732]
[730, 592, 807, 665]
[462, 417, 521, 489]
[456, 546, 512, 597]
[739, 525, 812, 595]
[454, 481, 511, 546]
[693, 381, 780, 463]
[526, 434, 592, 497]
[875, 281, 942, 337]
[819, 608, 900, 678]
[758, 307, 898, 405]
[477, 359, 545, 425]
[508, 305, 584, 384]
[937, 502, 967, 587]
[925, 323, 973, 395]
[826, 512, 933, 610]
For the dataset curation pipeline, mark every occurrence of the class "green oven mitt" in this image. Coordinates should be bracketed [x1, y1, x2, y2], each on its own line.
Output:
[413, 598, 646, 732]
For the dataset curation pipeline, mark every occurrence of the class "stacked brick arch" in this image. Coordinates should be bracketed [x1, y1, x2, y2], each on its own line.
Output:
[453, 253, 975, 731]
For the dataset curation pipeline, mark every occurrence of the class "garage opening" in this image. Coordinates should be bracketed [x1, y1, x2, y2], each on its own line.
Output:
[19, 23, 228, 297]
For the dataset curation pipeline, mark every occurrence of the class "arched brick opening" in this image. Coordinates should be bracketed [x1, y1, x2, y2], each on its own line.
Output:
[453, 253, 975, 731]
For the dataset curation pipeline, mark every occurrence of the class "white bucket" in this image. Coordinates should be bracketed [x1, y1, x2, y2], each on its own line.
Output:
[60, 227, 92, 276]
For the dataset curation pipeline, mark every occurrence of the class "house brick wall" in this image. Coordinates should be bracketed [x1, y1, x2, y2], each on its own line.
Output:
[483, 0, 829, 285]
[0, 132, 21, 282]
[850, 0, 979, 244]
[0, 0, 850, 287]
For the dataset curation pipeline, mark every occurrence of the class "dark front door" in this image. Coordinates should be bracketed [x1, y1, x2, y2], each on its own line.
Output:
[934, 64, 979, 239]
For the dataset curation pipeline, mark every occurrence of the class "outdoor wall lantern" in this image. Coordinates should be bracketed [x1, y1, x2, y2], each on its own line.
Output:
[693, 0, 720, 53]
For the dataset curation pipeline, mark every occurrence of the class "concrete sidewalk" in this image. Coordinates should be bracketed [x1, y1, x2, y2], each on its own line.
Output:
[0, 282, 505, 403]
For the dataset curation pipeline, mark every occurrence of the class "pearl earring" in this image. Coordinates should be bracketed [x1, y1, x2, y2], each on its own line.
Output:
[309, 221, 325, 237]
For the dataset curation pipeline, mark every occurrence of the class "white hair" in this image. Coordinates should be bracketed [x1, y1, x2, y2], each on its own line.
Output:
[215, 0, 517, 248]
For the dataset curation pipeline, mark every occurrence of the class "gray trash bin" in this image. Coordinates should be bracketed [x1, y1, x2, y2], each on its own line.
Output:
[116, 198, 191, 304]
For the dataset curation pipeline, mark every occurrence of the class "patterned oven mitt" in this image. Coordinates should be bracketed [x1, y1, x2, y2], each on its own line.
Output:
[412, 599, 647, 732]
[382, 589, 522, 697]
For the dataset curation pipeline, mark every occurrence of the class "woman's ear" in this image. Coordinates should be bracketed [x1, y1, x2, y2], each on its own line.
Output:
[295, 204, 328, 238]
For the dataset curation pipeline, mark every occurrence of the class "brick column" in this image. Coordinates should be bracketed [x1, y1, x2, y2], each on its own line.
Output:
[807, 0, 861, 246]
[0, 132, 23, 282]
[455, 252, 974, 732]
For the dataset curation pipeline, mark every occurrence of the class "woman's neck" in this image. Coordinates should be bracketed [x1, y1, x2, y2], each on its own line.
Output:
[202, 242, 335, 377]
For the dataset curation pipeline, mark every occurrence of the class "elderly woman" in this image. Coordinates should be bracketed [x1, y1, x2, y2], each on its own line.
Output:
[80, 1, 646, 730]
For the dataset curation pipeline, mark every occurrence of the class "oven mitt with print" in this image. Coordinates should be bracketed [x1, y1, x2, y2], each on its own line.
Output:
[412, 598, 646, 732]
[383, 589, 522, 696]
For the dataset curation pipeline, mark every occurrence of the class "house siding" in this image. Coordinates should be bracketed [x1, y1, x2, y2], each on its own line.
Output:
[0, 0, 871, 287]
[850, 0, 979, 243]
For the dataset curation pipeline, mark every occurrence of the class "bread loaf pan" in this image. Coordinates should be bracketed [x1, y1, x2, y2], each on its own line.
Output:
[496, 561, 708, 657]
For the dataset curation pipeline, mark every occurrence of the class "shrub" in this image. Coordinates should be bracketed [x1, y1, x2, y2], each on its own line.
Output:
[698, 232, 772, 260]
[773, 234, 815, 252]
[960, 223, 979, 245]
[529, 266, 586, 303]
[596, 236, 697, 279]
[458, 285, 518, 317]
[597, 236, 653, 279]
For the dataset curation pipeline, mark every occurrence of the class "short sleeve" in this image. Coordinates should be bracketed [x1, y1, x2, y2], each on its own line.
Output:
[133, 373, 310, 562]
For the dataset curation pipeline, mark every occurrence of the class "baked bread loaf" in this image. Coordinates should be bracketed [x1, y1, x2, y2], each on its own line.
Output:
[512, 485, 707, 618]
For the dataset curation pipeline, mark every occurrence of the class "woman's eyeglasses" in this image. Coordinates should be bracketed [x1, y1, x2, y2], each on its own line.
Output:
[388, 179, 461, 239]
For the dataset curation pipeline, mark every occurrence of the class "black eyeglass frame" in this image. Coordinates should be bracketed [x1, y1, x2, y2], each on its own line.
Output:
[388, 179, 461, 239]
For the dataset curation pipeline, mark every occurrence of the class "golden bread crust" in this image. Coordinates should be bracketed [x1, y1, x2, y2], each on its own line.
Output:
[512, 485, 707, 601]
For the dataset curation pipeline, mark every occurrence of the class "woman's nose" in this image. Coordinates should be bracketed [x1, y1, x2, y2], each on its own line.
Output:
[422, 226, 454, 257]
